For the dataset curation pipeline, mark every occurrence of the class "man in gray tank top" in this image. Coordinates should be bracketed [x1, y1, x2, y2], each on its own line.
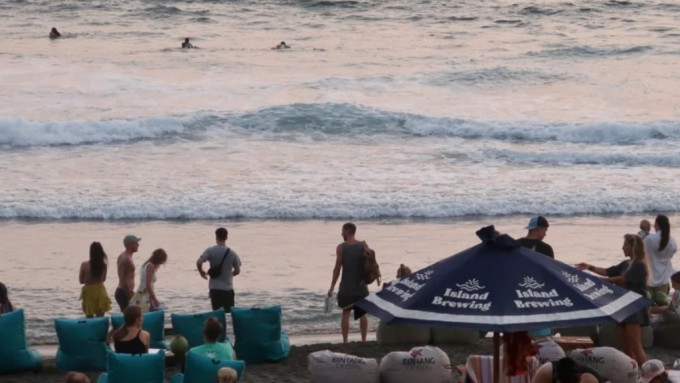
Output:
[328, 222, 369, 343]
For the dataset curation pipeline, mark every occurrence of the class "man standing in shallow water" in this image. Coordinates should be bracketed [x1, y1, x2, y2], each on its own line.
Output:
[328, 222, 369, 343]
[116, 235, 140, 312]
[519, 216, 554, 259]
[196, 227, 242, 313]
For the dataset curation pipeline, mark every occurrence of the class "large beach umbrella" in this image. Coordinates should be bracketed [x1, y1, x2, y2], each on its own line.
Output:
[355, 226, 651, 383]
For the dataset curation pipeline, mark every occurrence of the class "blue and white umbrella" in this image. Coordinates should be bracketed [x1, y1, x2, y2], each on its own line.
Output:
[355, 226, 651, 332]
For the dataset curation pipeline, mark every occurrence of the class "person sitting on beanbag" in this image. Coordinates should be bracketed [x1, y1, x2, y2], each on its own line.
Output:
[65, 372, 90, 383]
[0, 282, 14, 314]
[110, 305, 150, 354]
[651, 272, 680, 323]
[532, 357, 609, 383]
[217, 367, 238, 383]
[189, 317, 236, 360]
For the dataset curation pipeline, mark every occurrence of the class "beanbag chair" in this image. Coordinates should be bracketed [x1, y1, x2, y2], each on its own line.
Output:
[96, 351, 165, 383]
[231, 306, 290, 364]
[597, 323, 653, 349]
[570, 347, 638, 383]
[171, 308, 227, 348]
[431, 327, 480, 345]
[0, 309, 42, 374]
[380, 346, 452, 383]
[169, 350, 245, 383]
[308, 350, 379, 383]
[653, 323, 680, 349]
[55, 317, 110, 372]
[376, 321, 431, 345]
[111, 310, 166, 349]
[533, 338, 565, 364]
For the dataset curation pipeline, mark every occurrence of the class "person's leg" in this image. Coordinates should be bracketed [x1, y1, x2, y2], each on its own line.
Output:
[225, 290, 235, 313]
[209, 289, 220, 311]
[359, 313, 368, 342]
[114, 288, 127, 312]
[617, 324, 633, 360]
[341, 307, 352, 344]
[627, 324, 647, 365]
[96, 311, 105, 318]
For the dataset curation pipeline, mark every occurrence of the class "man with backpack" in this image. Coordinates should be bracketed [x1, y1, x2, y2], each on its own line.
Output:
[196, 227, 242, 313]
[328, 222, 379, 343]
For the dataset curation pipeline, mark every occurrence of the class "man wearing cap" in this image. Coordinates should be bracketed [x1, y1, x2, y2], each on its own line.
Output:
[641, 360, 669, 383]
[115, 235, 140, 312]
[519, 216, 554, 259]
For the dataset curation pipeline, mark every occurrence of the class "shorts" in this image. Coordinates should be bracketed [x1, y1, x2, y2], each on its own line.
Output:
[80, 284, 111, 317]
[337, 292, 368, 309]
[115, 287, 132, 312]
[210, 289, 235, 313]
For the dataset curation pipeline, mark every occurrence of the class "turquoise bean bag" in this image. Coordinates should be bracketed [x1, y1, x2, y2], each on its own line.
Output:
[55, 317, 110, 372]
[0, 309, 42, 374]
[96, 351, 165, 383]
[170, 351, 245, 383]
[111, 310, 166, 349]
[231, 306, 290, 364]
[171, 308, 227, 348]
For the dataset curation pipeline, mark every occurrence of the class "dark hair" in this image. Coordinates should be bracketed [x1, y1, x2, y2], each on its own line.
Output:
[113, 305, 142, 342]
[215, 227, 228, 241]
[656, 215, 671, 251]
[145, 248, 167, 266]
[203, 317, 223, 343]
[0, 282, 14, 314]
[89, 242, 107, 280]
[671, 271, 680, 284]
[554, 357, 580, 383]
[342, 222, 356, 235]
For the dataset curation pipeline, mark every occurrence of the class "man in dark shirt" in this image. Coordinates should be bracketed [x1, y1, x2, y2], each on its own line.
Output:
[519, 216, 554, 258]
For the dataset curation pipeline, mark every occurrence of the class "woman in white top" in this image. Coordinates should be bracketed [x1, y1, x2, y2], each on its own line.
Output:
[130, 249, 167, 312]
[644, 215, 677, 305]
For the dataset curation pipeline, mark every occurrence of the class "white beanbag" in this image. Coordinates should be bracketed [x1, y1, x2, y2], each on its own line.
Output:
[377, 321, 432, 345]
[380, 346, 452, 383]
[534, 338, 565, 365]
[308, 350, 379, 383]
[570, 347, 638, 383]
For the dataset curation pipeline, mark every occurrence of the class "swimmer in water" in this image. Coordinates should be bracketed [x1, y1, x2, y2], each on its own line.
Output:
[271, 41, 290, 50]
[182, 38, 195, 49]
[50, 27, 61, 39]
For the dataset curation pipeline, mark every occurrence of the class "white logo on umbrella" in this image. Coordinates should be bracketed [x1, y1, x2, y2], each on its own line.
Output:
[561, 271, 580, 284]
[518, 276, 545, 290]
[456, 279, 485, 291]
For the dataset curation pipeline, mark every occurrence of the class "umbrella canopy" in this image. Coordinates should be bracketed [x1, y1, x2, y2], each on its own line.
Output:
[355, 226, 651, 332]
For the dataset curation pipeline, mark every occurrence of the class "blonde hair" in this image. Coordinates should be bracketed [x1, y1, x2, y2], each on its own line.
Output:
[624, 234, 650, 284]
[217, 367, 238, 383]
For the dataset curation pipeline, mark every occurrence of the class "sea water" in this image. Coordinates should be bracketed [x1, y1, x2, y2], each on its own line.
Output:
[1, 0, 680, 344]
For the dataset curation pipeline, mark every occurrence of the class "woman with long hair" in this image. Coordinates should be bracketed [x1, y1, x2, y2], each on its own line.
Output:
[79, 242, 111, 318]
[644, 215, 677, 305]
[0, 282, 14, 314]
[577, 234, 649, 365]
[111, 305, 150, 354]
[130, 249, 167, 312]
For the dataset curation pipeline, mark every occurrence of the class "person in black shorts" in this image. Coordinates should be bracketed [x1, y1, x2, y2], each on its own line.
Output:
[328, 222, 370, 343]
[532, 357, 610, 383]
[196, 227, 242, 313]
[519, 216, 554, 258]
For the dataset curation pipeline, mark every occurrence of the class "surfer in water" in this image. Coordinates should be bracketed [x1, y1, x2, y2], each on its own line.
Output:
[182, 38, 196, 49]
[50, 27, 61, 39]
[271, 41, 291, 50]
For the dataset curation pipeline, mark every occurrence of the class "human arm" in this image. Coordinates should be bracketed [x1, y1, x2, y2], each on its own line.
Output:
[79, 262, 87, 284]
[196, 254, 208, 280]
[101, 263, 107, 283]
[531, 362, 552, 383]
[328, 244, 343, 297]
[575, 263, 608, 276]
[140, 330, 151, 352]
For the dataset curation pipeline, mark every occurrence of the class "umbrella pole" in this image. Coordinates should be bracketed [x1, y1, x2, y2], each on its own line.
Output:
[493, 332, 500, 383]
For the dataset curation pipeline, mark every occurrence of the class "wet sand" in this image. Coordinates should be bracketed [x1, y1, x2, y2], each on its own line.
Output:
[4, 339, 680, 383]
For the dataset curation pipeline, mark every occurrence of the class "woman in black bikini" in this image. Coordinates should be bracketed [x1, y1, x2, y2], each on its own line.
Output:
[111, 305, 151, 354]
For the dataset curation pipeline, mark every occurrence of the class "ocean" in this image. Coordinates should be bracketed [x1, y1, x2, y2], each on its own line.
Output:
[1, 0, 680, 344]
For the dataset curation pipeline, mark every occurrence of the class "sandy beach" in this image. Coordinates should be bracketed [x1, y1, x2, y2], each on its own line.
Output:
[3, 339, 680, 383]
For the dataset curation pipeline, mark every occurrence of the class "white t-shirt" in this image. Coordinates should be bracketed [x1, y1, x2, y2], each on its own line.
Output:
[644, 232, 678, 287]
[200, 245, 241, 291]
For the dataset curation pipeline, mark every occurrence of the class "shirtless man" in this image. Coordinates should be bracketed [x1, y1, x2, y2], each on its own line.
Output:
[115, 235, 140, 312]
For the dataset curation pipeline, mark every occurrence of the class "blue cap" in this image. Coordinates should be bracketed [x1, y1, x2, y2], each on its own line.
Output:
[525, 216, 549, 230]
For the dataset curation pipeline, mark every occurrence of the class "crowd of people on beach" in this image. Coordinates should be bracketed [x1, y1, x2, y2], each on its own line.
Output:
[1, 216, 679, 382]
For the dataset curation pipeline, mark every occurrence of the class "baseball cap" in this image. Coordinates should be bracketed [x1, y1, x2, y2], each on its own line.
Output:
[123, 235, 142, 246]
[525, 216, 549, 230]
[641, 360, 665, 383]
